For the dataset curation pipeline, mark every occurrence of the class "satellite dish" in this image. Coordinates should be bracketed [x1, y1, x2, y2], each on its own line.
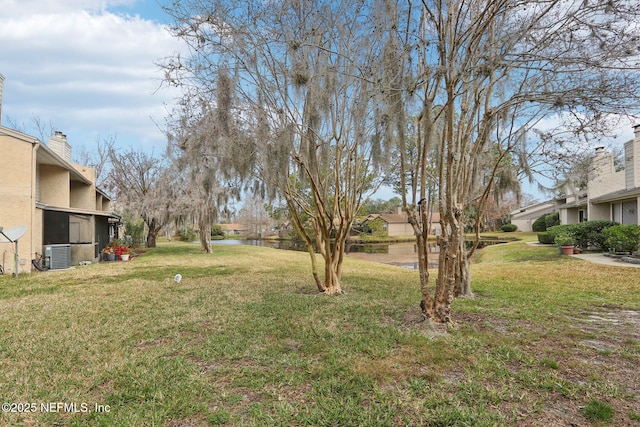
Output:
[0, 225, 27, 243]
[0, 225, 28, 278]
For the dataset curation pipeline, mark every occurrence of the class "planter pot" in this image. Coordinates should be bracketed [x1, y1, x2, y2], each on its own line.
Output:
[121, 254, 130, 261]
[561, 245, 575, 255]
[106, 253, 116, 261]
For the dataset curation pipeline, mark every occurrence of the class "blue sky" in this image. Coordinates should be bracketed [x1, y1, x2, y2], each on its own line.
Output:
[1, 0, 635, 204]
[0, 0, 182, 158]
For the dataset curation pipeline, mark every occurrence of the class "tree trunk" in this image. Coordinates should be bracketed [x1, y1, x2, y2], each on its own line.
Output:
[147, 228, 159, 248]
[199, 220, 213, 253]
[323, 238, 344, 296]
[144, 217, 162, 248]
[418, 208, 464, 324]
[314, 220, 344, 295]
[406, 206, 433, 318]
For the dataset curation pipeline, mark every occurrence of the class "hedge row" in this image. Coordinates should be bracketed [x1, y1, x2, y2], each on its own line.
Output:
[603, 224, 640, 253]
[538, 220, 617, 250]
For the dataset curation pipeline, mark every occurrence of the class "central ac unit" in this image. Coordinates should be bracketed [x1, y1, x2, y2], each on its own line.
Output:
[44, 244, 71, 270]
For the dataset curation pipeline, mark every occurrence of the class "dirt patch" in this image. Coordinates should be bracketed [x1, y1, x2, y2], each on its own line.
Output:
[438, 307, 640, 426]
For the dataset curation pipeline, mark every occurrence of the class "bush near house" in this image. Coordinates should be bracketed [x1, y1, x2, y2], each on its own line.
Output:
[603, 224, 640, 253]
[211, 224, 225, 237]
[547, 220, 617, 250]
[545, 212, 560, 229]
[125, 220, 145, 245]
[500, 223, 518, 232]
[532, 215, 547, 232]
[361, 217, 387, 238]
[532, 212, 560, 232]
[537, 232, 555, 244]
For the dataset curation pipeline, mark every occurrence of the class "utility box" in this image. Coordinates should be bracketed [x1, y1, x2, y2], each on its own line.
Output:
[44, 244, 71, 270]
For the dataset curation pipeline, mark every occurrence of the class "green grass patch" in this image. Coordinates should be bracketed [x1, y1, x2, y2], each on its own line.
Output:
[583, 399, 614, 422]
[0, 240, 639, 425]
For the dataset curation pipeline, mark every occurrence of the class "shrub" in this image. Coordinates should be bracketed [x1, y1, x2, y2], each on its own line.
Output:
[603, 224, 640, 253]
[532, 214, 548, 232]
[548, 221, 616, 250]
[554, 232, 575, 246]
[546, 224, 566, 240]
[211, 224, 225, 237]
[537, 232, 555, 244]
[569, 220, 617, 250]
[125, 220, 145, 245]
[500, 223, 517, 232]
[180, 227, 198, 242]
[544, 212, 560, 229]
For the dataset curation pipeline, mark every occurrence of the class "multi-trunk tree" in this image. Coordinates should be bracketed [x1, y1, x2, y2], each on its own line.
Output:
[161, 0, 640, 320]
[163, 0, 392, 294]
[379, 0, 640, 323]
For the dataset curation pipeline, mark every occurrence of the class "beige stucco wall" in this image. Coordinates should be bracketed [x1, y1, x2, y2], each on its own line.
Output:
[0, 134, 36, 274]
[511, 202, 555, 232]
[589, 169, 625, 200]
[70, 181, 95, 210]
[588, 203, 610, 222]
[560, 207, 583, 225]
[39, 164, 70, 207]
[387, 222, 414, 237]
[71, 243, 96, 264]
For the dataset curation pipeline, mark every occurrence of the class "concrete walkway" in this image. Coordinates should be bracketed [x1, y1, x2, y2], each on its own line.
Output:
[527, 242, 640, 268]
[570, 253, 640, 268]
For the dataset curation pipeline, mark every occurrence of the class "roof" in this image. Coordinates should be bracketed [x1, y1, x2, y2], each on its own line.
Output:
[590, 187, 640, 204]
[1, 125, 111, 199]
[510, 200, 555, 215]
[36, 140, 93, 186]
[373, 211, 440, 224]
[380, 213, 407, 224]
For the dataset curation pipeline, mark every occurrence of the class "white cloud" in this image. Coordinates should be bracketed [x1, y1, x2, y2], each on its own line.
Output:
[0, 1, 184, 153]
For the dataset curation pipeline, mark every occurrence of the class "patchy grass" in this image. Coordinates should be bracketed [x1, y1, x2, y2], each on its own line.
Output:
[0, 240, 639, 426]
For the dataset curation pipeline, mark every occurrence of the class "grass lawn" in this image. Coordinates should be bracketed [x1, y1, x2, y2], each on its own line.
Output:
[0, 237, 639, 426]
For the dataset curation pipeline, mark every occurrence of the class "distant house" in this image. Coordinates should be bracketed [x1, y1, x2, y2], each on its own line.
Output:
[557, 125, 640, 226]
[510, 201, 556, 232]
[218, 223, 249, 236]
[361, 207, 441, 237]
[511, 124, 640, 230]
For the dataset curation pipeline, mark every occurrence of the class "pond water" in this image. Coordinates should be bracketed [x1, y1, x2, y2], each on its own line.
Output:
[211, 239, 502, 269]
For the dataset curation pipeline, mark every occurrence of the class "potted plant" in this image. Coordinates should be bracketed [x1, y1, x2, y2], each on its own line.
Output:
[554, 233, 576, 255]
[120, 245, 132, 261]
[101, 244, 116, 261]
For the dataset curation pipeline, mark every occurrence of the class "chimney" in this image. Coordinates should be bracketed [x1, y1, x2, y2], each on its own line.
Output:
[0, 73, 4, 125]
[634, 124, 640, 140]
[594, 146, 605, 157]
[48, 131, 72, 162]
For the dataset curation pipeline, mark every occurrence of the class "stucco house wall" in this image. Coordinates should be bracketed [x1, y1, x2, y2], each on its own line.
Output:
[510, 201, 555, 232]
[0, 130, 38, 272]
[0, 125, 115, 274]
[555, 125, 640, 227]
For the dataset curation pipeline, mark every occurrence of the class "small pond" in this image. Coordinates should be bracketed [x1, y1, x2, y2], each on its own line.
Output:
[211, 239, 504, 269]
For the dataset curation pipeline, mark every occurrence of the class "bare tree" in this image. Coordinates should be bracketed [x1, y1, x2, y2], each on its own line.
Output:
[162, 0, 391, 294]
[236, 194, 272, 237]
[380, 0, 640, 323]
[4, 114, 56, 142]
[72, 134, 115, 188]
[106, 148, 170, 248]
